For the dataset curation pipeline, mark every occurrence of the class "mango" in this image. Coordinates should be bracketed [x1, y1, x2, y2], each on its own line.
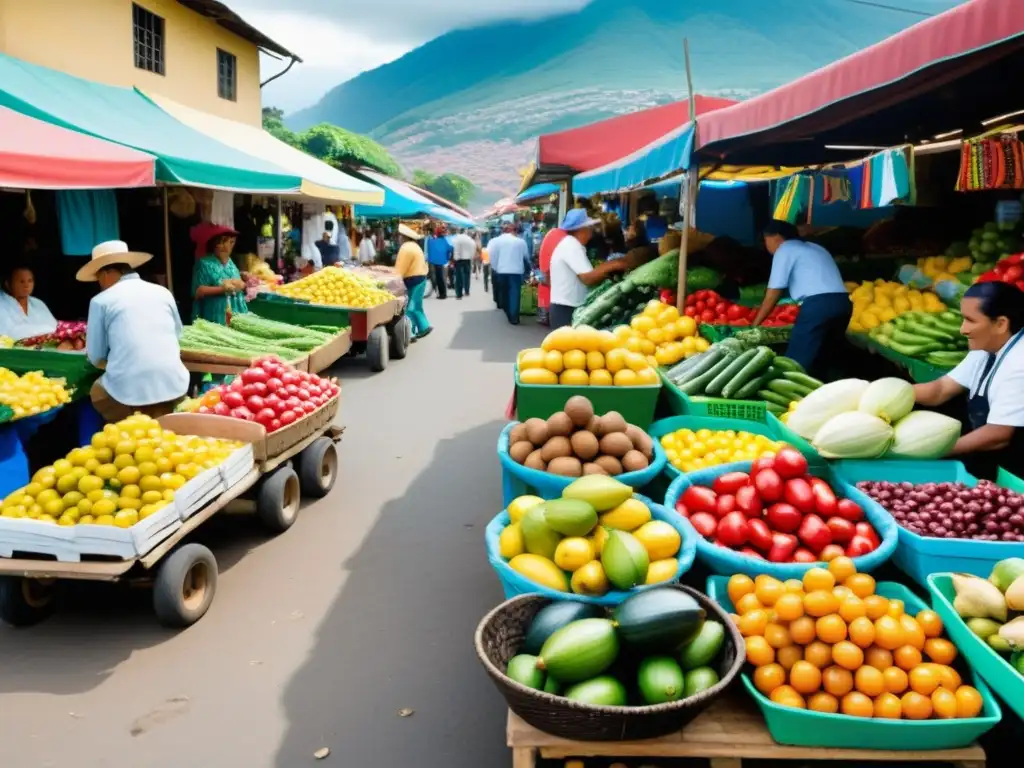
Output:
[562, 475, 633, 512]
[520, 505, 562, 559]
[508, 554, 569, 592]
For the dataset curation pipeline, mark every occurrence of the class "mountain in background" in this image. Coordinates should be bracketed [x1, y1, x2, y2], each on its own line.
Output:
[288, 0, 958, 209]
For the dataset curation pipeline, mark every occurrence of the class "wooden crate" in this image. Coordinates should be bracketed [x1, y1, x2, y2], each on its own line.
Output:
[506, 693, 986, 768]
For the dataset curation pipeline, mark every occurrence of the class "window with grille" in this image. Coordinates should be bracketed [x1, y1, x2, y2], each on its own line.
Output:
[217, 49, 237, 101]
[133, 3, 165, 75]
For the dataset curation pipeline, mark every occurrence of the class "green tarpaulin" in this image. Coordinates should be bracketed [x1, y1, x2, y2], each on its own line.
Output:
[0, 53, 301, 192]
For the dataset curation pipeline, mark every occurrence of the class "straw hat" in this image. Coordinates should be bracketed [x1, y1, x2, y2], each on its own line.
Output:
[76, 240, 152, 282]
[398, 223, 423, 240]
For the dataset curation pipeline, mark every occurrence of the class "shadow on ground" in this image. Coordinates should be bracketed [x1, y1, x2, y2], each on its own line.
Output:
[447, 309, 545, 363]
[274, 420, 511, 767]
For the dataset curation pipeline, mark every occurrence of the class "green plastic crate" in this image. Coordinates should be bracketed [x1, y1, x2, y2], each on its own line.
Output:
[514, 367, 660, 429]
[248, 296, 350, 329]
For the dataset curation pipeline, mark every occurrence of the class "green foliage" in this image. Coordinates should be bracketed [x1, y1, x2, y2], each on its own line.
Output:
[411, 169, 476, 208]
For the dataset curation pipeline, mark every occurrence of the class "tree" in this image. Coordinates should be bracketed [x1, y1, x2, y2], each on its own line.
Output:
[412, 170, 476, 208]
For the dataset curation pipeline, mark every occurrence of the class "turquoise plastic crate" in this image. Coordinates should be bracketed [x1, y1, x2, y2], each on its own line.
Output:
[647, 415, 785, 482]
[515, 366, 661, 430]
[485, 494, 698, 606]
[665, 462, 898, 578]
[496, 422, 667, 506]
[707, 576, 1002, 749]
[834, 460, 1024, 585]
[928, 573, 1024, 722]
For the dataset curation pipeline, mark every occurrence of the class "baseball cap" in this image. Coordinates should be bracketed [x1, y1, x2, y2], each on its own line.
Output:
[560, 209, 601, 232]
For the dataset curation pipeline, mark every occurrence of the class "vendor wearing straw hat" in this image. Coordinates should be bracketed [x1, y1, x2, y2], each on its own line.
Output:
[190, 222, 248, 325]
[79, 241, 189, 423]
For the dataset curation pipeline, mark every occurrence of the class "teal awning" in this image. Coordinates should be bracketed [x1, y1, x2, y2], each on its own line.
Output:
[0, 53, 301, 192]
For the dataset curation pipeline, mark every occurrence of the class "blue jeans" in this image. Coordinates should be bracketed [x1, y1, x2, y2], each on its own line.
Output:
[404, 276, 430, 335]
[498, 272, 523, 324]
[454, 260, 471, 298]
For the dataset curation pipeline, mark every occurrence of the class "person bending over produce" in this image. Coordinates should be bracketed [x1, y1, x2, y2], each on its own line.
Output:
[754, 220, 851, 377]
[79, 241, 189, 423]
[394, 224, 432, 340]
[0, 264, 58, 341]
[191, 224, 248, 325]
[913, 282, 1024, 480]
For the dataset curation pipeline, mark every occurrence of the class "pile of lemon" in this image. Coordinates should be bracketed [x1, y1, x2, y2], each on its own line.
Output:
[276, 268, 395, 308]
[616, 301, 709, 367]
[518, 325, 659, 387]
[846, 281, 947, 333]
[0, 368, 70, 419]
[0, 413, 243, 528]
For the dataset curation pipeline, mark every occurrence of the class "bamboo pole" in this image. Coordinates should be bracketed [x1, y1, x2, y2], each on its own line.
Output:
[676, 39, 697, 312]
[162, 187, 173, 291]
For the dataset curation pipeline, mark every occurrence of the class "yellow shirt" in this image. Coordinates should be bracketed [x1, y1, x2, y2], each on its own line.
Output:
[395, 241, 428, 278]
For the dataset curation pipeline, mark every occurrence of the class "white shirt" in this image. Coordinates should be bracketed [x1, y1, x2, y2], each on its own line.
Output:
[550, 235, 592, 307]
[357, 238, 376, 264]
[949, 332, 1024, 427]
[488, 233, 530, 275]
[451, 233, 477, 262]
[0, 293, 58, 341]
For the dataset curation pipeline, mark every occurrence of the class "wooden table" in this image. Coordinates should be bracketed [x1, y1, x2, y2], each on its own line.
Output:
[507, 694, 986, 768]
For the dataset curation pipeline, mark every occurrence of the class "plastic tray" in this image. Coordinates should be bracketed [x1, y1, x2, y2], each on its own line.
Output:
[833, 459, 1024, 585]
[514, 367, 660, 430]
[496, 422, 667, 507]
[708, 576, 1002, 750]
[647, 415, 784, 482]
[927, 573, 1024, 722]
[665, 462, 898, 578]
[485, 493, 697, 606]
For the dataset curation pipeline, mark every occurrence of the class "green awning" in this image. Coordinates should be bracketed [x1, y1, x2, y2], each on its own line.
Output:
[0, 53, 301, 192]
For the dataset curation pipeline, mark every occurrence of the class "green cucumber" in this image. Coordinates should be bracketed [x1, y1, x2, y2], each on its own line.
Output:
[612, 588, 706, 653]
[706, 348, 760, 397]
[722, 347, 775, 399]
[767, 379, 811, 399]
[759, 389, 795, 408]
[782, 371, 824, 390]
[772, 356, 806, 374]
[678, 355, 736, 395]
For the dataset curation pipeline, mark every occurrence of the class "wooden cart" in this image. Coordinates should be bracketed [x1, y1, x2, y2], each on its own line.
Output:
[0, 400, 343, 629]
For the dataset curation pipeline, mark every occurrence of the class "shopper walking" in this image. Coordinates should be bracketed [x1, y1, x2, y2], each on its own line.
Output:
[451, 228, 477, 299]
[488, 223, 532, 325]
[394, 224, 433, 340]
[424, 227, 453, 300]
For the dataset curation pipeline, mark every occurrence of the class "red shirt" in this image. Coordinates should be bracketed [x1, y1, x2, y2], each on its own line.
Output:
[538, 229, 569, 308]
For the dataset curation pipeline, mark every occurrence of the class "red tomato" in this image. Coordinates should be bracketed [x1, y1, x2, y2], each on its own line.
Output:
[846, 535, 876, 557]
[836, 498, 865, 522]
[717, 511, 750, 548]
[735, 485, 763, 518]
[713, 471, 750, 495]
[765, 502, 802, 533]
[773, 447, 808, 479]
[690, 511, 718, 538]
[826, 516, 856, 544]
[714, 493, 737, 519]
[753, 469, 784, 502]
[747, 518, 774, 551]
[783, 478, 815, 514]
[682, 486, 717, 514]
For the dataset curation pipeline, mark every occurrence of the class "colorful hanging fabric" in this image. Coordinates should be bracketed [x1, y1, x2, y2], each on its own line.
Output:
[957, 135, 1024, 191]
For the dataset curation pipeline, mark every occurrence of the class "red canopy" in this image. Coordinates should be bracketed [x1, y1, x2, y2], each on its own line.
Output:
[696, 0, 1024, 165]
[0, 105, 155, 189]
[536, 95, 737, 177]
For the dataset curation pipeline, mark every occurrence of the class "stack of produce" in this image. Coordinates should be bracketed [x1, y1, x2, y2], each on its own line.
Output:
[188, 357, 340, 432]
[728, 560, 986, 719]
[507, 396, 654, 477]
[948, 562, 1024, 666]
[664, 342, 822, 414]
[179, 316, 338, 363]
[15, 321, 87, 351]
[661, 427, 787, 474]
[846, 280, 948, 333]
[498, 477, 684, 596]
[976, 252, 1024, 291]
[859, 480, 1024, 543]
[0, 413, 242, 527]
[517, 326, 658, 387]
[275, 267, 396, 308]
[675, 448, 882, 563]
[0, 368, 71, 419]
[612, 300, 708, 367]
[502, 588, 725, 705]
[867, 309, 969, 368]
[683, 290, 799, 327]
[786, 378, 962, 460]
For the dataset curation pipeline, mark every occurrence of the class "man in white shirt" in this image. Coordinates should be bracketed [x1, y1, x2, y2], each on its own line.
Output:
[488, 223, 532, 325]
[450, 229, 478, 300]
[547, 209, 628, 329]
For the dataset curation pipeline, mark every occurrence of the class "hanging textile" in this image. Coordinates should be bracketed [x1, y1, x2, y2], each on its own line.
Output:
[956, 134, 1024, 191]
[56, 189, 120, 256]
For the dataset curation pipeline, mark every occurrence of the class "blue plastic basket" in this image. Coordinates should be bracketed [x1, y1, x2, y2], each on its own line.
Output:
[497, 422, 667, 507]
[707, 576, 1002, 750]
[833, 459, 1024, 586]
[664, 462, 898, 578]
[485, 494, 698, 606]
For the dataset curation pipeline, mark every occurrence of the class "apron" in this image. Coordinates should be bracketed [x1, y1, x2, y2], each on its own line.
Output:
[963, 331, 1024, 481]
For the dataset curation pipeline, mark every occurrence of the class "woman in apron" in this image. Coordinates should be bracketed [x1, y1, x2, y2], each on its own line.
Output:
[913, 281, 1024, 480]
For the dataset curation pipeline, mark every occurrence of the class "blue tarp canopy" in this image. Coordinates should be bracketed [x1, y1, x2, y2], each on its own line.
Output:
[572, 122, 695, 198]
[516, 183, 558, 204]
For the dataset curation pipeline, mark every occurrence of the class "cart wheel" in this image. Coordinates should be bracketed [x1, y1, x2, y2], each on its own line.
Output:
[0, 577, 56, 627]
[366, 325, 390, 372]
[152, 544, 217, 628]
[257, 466, 301, 533]
[298, 438, 338, 498]
[389, 316, 412, 360]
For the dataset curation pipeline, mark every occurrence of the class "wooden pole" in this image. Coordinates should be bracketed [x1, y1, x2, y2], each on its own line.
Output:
[162, 187, 173, 291]
[676, 39, 697, 312]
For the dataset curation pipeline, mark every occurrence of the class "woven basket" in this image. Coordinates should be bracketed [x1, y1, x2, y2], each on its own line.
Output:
[474, 585, 744, 741]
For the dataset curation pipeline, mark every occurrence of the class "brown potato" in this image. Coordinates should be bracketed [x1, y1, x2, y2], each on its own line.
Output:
[524, 418, 549, 446]
[563, 396, 595, 428]
[547, 456, 583, 477]
[524, 450, 546, 471]
[509, 441, 534, 465]
[570, 431, 600, 461]
[599, 432, 632, 458]
[546, 411, 574, 438]
[540, 436, 572, 463]
[593, 455, 624, 476]
[621, 450, 650, 473]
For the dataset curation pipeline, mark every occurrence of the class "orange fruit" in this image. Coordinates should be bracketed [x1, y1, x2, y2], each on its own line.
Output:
[828, 556, 857, 583]
[755, 575, 785, 607]
[874, 615, 905, 650]
[864, 646, 894, 670]
[777, 645, 803, 671]
[908, 665, 941, 696]
[955, 686, 984, 718]
[873, 691, 903, 719]
[783, 578, 805, 594]
[882, 665, 909, 694]
[901, 691, 933, 720]
[789, 616, 816, 645]
[764, 623, 793, 650]
[745, 636, 775, 666]
[838, 595, 867, 622]
[815, 614, 847, 644]
[738, 609, 770, 637]
[808, 691, 840, 714]
[886, 598, 905, 618]
[804, 590, 840, 618]
[893, 644, 923, 670]
[924, 638, 958, 666]
[841, 691, 874, 718]
[899, 615, 926, 650]
[774, 593, 805, 622]
[848, 616, 876, 649]
[931, 687, 958, 719]
[916, 609, 944, 638]
[802, 567, 835, 593]
[854, 665, 885, 697]
[753, 663, 786, 696]
[863, 594, 890, 620]
[832, 641, 864, 671]
[822, 665, 854, 697]
[804, 641, 833, 669]
[727, 574, 755, 605]
[844, 573, 876, 599]
[789, 661, 822, 695]
[935, 665, 962, 691]
[736, 593, 763, 615]
[770, 685, 806, 709]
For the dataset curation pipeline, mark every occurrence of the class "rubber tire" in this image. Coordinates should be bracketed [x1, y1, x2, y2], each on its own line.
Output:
[366, 325, 389, 372]
[152, 544, 218, 628]
[256, 466, 301, 533]
[297, 438, 338, 499]
[0, 577, 56, 627]
[389, 316, 411, 360]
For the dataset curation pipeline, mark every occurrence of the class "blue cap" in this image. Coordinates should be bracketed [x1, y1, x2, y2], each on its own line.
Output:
[560, 209, 601, 232]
